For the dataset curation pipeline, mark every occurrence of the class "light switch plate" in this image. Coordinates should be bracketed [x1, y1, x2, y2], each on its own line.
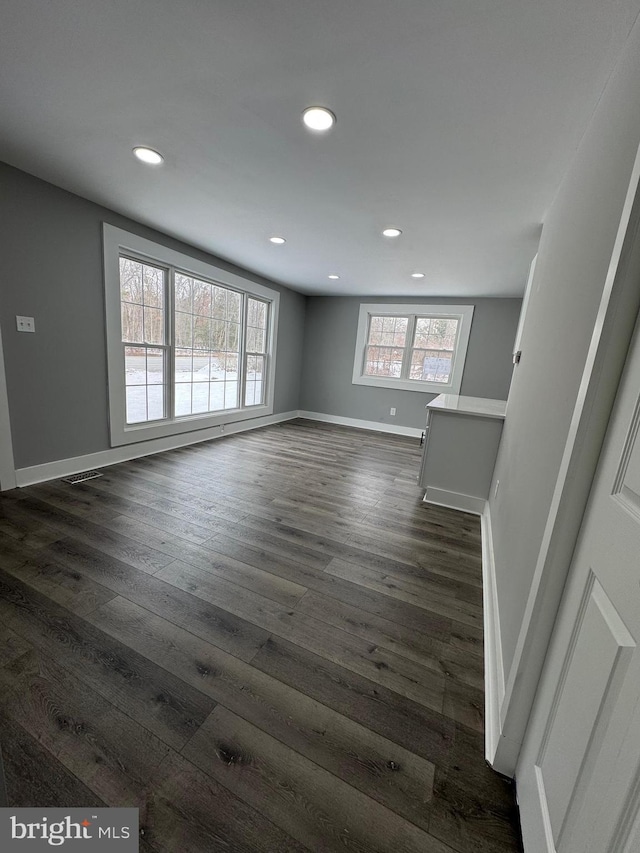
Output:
[16, 316, 35, 333]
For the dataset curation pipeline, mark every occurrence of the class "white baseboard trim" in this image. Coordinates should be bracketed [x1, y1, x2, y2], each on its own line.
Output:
[482, 503, 514, 776]
[15, 410, 299, 487]
[298, 410, 423, 439]
[14, 409, 422, 488]
[422, 486, 486, 515]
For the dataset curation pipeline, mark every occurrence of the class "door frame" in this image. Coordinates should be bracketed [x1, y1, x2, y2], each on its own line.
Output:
[0, 320, 16, 490]
[491, 140, 640, 775]
[516, 305, 640, 853]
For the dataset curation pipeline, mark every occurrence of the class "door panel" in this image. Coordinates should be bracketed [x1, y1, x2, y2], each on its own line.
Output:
[538, 574, 635, 846]
[613, 394, 640, 516]
[518, 316, 640, 853]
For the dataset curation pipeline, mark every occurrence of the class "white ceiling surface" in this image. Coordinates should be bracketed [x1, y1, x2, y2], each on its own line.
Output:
[1, 1, 639, 297]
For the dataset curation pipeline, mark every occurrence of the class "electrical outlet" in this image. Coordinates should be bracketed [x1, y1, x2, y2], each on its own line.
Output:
[494, 479, 500, 499]
[16, 315, 35, 333]
[390, 407, 396, 416]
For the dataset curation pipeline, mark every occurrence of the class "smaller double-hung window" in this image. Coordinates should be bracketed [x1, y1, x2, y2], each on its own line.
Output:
[352, 303, 474, 394]
[104, 225, 278, 447]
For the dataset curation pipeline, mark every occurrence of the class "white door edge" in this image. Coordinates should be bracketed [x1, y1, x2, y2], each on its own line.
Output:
[495, 139, 640, 774]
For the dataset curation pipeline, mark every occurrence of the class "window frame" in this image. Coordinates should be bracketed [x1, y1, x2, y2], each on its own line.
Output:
[104, 224, 279, 447]
[243, 296, 270, 408]
[119, 255, 170, 424]
[352, 303, 474, 394]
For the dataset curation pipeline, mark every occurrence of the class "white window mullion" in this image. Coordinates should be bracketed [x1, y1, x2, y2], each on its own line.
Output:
[362, 313, 374, 376]
[261, 301, 271, 405]
[450, 321, 465, 373]
[167, 267, 176, 419]
[238, 293, 248, 409]
[400, 315, 417, 380]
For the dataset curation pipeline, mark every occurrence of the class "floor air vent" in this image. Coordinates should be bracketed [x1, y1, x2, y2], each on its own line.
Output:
[62, 470, 103, 485]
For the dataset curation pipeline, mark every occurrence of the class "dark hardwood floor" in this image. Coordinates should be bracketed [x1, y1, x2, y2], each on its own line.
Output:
[0, 419, 522, 852]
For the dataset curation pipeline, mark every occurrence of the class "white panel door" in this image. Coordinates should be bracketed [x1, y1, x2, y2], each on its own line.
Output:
[517, 314, 640, 853]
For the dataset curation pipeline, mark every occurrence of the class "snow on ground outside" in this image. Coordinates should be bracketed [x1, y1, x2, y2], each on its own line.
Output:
[124, 356, 262, 422]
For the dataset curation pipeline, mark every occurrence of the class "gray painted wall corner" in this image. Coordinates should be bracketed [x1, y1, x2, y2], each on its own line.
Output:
[487, 11, 640, 772]
[0, 162, 307, 469]
[299, 295, 521, 430]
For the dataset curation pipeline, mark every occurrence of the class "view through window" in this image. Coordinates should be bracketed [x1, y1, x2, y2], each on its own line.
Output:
[352, 303, 474, 394]
[120, 257, 167, 423]
[364, 314, 460, 384]
[118, 257, 269, 425]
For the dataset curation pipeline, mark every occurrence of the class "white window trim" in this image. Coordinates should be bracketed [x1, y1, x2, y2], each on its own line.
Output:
[352, 303, 474, 394]
[103, 224, 279, 447]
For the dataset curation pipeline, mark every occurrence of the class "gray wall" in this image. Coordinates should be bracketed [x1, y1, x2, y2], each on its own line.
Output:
[490, 16, 640, 678]
[0, 163, 306, 469]
[300, 296, 521, 429]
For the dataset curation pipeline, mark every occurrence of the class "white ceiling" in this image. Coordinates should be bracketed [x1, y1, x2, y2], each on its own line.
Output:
[1, 0, 639, 298]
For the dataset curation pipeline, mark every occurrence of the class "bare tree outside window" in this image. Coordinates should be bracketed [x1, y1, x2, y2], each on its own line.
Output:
[120, 257, 166, 423]
[117, 250, 273, 427]
[174, 273, 241, 416]
[410, 317, 459, 383]
[107, 226, 278, 447]
[363, 313, 460, 385]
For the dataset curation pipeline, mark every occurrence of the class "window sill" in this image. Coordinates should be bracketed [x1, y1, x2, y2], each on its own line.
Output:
[352, 375, 460, 394]
[110, 403, 273, 447]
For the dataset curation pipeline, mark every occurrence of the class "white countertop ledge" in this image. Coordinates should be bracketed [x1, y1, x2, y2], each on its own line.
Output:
[426, 394, 507, 419]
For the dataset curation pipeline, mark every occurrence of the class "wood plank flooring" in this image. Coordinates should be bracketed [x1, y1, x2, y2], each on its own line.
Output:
[0, 418, 522, 852]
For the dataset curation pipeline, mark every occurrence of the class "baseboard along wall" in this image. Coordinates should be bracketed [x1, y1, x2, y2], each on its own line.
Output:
[481, 503, 519, 777]
[14, 410, 299, 487]
[13, 409, 425, 488]
[297, 410, 423, 439]
[422, 487, 486, 516]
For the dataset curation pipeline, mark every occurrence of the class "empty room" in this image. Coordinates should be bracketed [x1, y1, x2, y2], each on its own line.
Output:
[1, 2, 640, 852]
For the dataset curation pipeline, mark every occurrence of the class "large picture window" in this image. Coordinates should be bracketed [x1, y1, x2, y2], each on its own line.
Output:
[104, 225, 278, 446]
[352, 303, 474, 394]
[172, 272, 243, 418]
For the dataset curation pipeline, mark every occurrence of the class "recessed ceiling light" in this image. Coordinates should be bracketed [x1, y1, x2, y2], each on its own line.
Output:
[382, 227, 402, 238]
[411, 272, 425, 279]
[133, 146, 164, 165]
[328, 274, 340, 280]
[269, 236, 286, 244]
[302, 106, 336, 132]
